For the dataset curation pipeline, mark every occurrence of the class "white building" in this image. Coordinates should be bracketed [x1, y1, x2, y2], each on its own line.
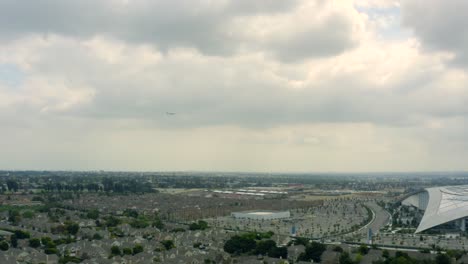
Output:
[403, 185, 468, 233]
[231, 210, 290, 220]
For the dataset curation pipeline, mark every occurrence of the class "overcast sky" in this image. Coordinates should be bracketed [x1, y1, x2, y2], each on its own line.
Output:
[0, 0, 467, 172]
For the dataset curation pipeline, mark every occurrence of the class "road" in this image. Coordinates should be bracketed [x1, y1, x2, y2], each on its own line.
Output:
[344, 201, 391, 240]
[366, 202, 391, 235]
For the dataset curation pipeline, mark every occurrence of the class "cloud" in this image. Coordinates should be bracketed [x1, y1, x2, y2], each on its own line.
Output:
[1, 34, 464, 130]
[0, 0, 357, 61]
[1, 0, 468, 171]
[401, 0, 468, 66]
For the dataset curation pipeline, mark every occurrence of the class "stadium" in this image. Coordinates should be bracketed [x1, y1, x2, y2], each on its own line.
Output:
[402, 185, 468, 233]
[231, 210, 290, 220]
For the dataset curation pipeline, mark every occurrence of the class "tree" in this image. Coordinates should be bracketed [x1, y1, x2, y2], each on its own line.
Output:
[170, 227, 186, 233]
[189, 220, 209, 231]
[29, 238, 41, 248]
[22, 211, 35, 219]
[123, 248, 132, 255]
[292, 237, 309, 246]
[358, 244, 369, 255]
[152, 218, 164, 229]
[110, 245, 121, 256]
[382, 249, 390, 258]
[105, 216, 121, 227]
[65, 221, 80, 236]
[356, 253, 365, 263]
[297, 242, 326, 263]
[133, 244, 144, 255]
[44, 248, 58, 255]
[8, 210, 21, 225]
[123, 209, 139, 218]
[436, 254, 451, 264]
[268, 246, 287, 259]
[0, 241, 9, 251]
[41, 237, 55, 248]
[10, 235, 18, 248]
[446, 249, 463, 260]
[6, 180, 19, 192]
[130, 218, 149, 229]
[14, 230, 30, 239]
[161, 240, 175, 250]
[193, 242, 202, 248]
[255, 240, 276, 255]
[333, 246, 344, 253]
[339, 252, 354, 264]
[223, 235, 256, 255]
[395, 251, 409, 259]
[86, 209, 99, 220]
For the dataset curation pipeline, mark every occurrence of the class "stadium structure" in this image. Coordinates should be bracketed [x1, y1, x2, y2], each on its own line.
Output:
[231, 210, 290, 220]
[402, 185, 468, 233]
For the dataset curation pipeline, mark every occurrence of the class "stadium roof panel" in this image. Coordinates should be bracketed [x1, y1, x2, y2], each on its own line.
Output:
[409, 186, 468, 233]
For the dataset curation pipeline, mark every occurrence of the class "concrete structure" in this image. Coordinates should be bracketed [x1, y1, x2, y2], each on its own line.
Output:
[402, 185, 468, 233]
[231, 210, 290, 220]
